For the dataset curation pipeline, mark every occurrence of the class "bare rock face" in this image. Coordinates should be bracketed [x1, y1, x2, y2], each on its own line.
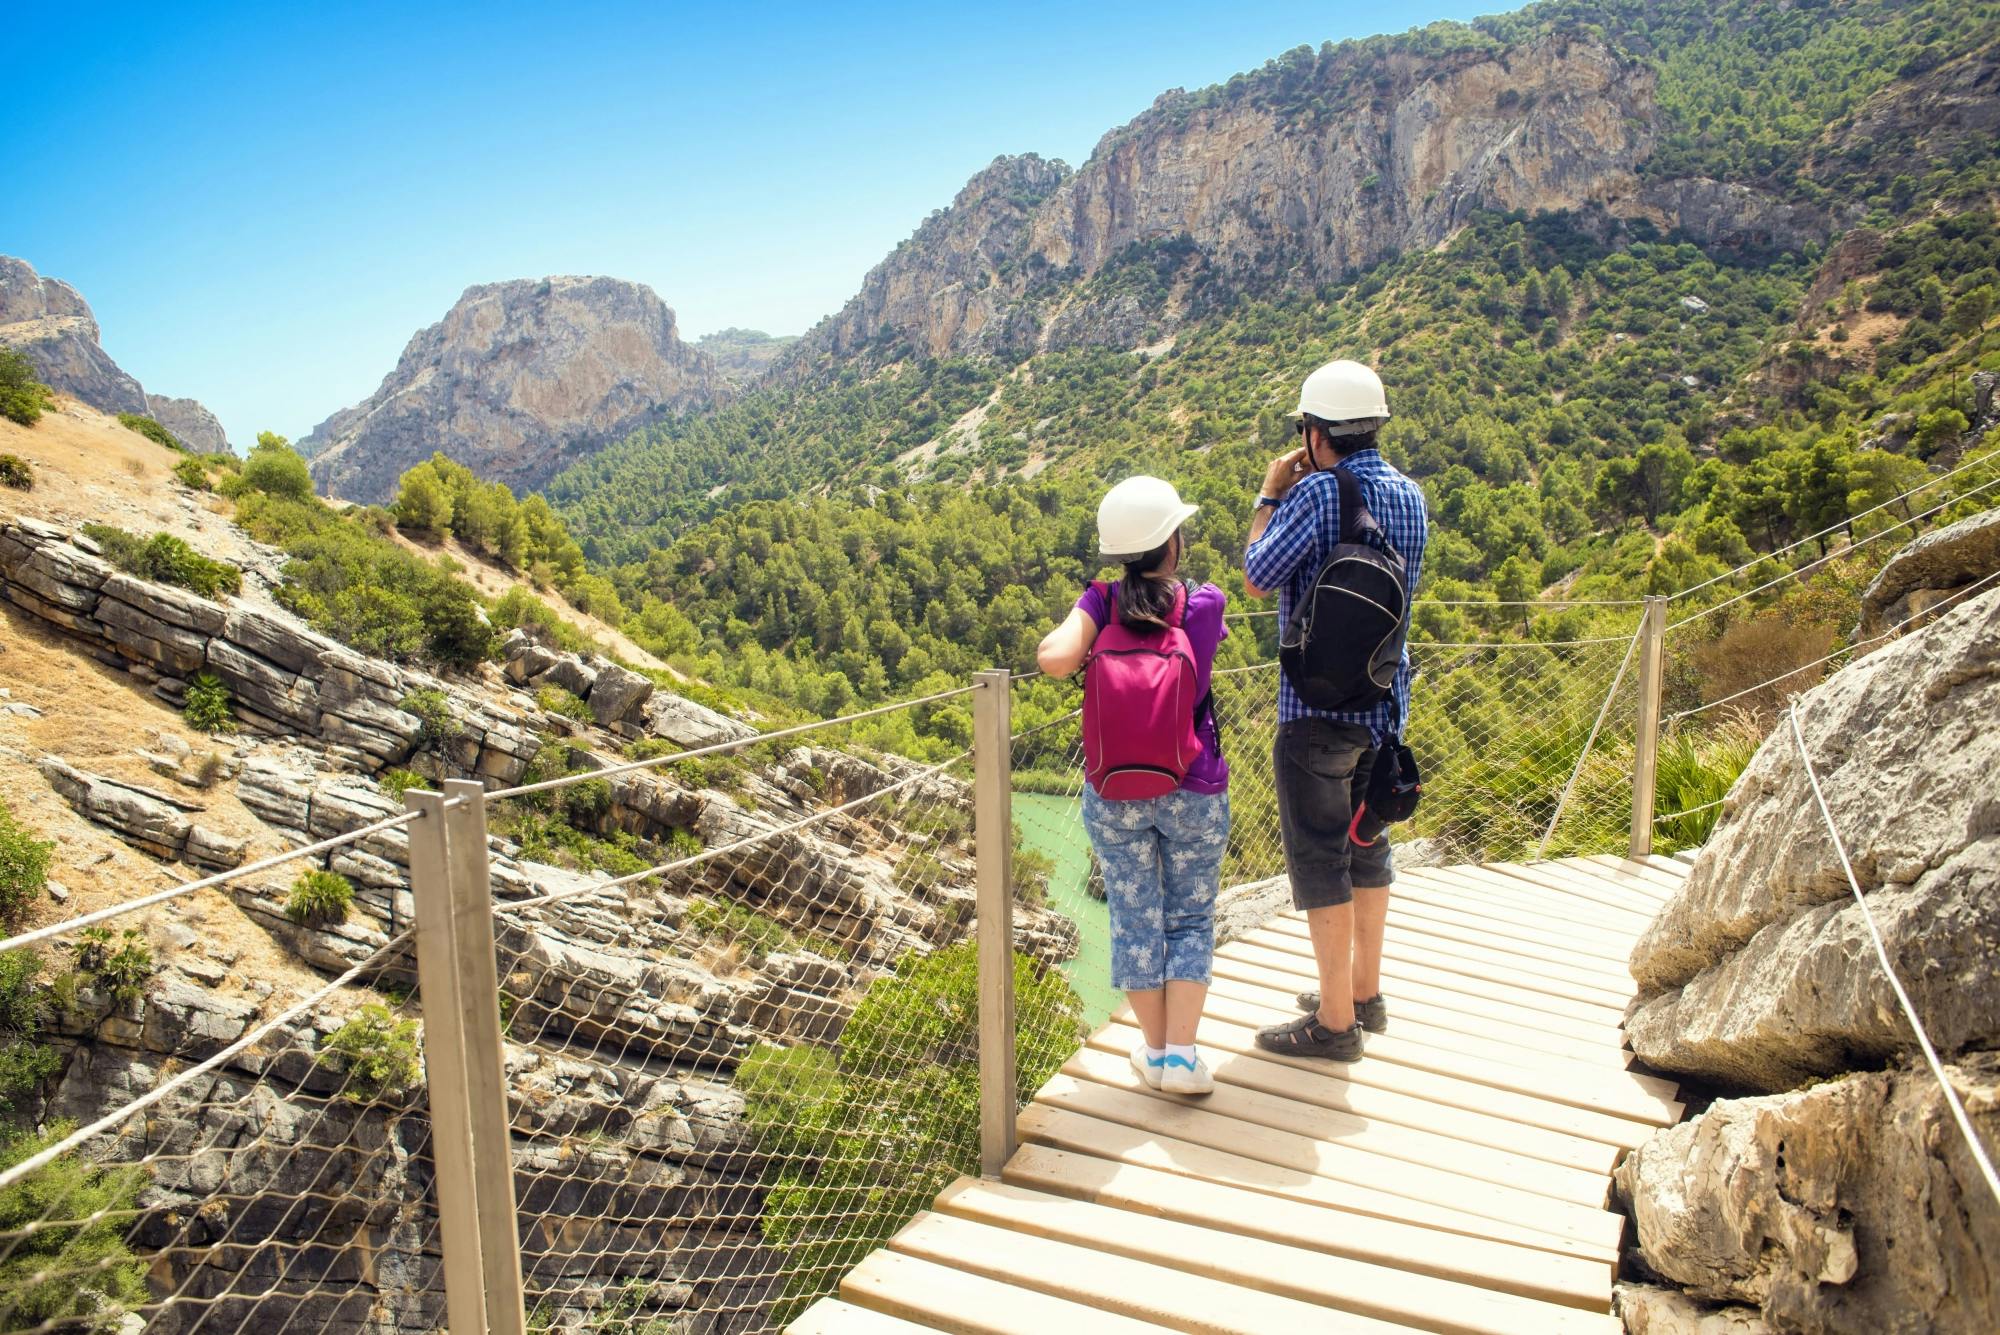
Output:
[1626, 585, 2000, 1091]
[303, 275, 722, 503]
[0, 255, 147, 414]
[1857, 507, 2000, 639]
[1615, 1058, 2000, 1332]
[144, 393, 229, 453]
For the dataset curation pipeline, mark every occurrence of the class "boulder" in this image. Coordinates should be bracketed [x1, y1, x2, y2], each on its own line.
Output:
[1615, 1286, 1770, 1334]
[642, 691, 756, 749]
[1857, 507, 2000, 638]
[1627, 587, 2000, 1090]
[1616, 1057, 2000, 1331]
[40, 756, 194, 858]
[588, 663, 655, 726]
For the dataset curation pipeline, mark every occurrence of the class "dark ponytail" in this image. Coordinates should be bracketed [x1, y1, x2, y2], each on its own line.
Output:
[1115, 535, 1180, 631]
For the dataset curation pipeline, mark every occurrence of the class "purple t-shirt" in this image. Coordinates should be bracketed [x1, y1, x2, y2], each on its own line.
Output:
[1076, 580, 1230, 794]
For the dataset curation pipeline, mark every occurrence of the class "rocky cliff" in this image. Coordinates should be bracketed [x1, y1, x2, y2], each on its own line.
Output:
[1615, 519, 2000, 1332]
[303, 276, 723, 504]
[0, 256, 227, 447]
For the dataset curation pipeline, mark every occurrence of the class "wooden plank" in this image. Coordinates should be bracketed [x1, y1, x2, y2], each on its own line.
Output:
[788, 1298, 942, 1333]
[1217, 939, 1634, 1029]
[1003, 1146, 1614, 1313]
[1636, 853, 1695, 881]
[1192, 963, 1632, 1071]
[1357, 893, 1639, 964]
[1168, 997, 1679, 1141]
[1031, 1074, 1626, 1256]
[1203, 972, 1641, 1077]
[1573, 854, 1684, 895]
[1016, 1103, 1619, 1263]
[1242, 928, 1635, 1011]
[841, 1249, 1171, 1334]
[891, 1210, 1416, 1334]
[1257, 914, 1638, 994]
[1071, 1038, 1616, 1200]
[1486, 861, 1664, 917]
[1208, 949, 1632, 1051]
[1422, 864, 1657, 927]
[935, 1178, 1622, 1335]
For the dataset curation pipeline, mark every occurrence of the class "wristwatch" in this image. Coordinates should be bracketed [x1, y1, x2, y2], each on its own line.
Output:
[1256, 494, 1283, 508]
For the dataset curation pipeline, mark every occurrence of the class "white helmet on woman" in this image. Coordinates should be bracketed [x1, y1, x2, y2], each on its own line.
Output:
[1098, 475, 1198, 559]
[1292, 359, 1390, 436]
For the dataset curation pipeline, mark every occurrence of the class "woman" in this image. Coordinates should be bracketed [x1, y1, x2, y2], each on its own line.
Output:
[1037, 476, 1230, 1095]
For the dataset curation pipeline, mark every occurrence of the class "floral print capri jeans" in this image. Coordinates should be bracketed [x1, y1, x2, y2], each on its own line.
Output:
[1080, 786, 1230, 992]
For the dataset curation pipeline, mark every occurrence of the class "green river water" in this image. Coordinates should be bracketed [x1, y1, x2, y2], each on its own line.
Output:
[1010, 792, 1120, 1028]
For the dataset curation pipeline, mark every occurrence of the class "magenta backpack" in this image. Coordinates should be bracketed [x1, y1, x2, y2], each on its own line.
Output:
[1083, 582, 1207, 800]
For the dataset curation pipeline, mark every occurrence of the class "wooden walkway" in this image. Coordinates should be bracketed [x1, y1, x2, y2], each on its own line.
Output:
[789, 854, 1689, 1335]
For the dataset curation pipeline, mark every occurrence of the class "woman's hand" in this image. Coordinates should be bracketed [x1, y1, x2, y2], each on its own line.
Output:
[1037, 607, 1099, 678]
[1262, 446, 1308, 500]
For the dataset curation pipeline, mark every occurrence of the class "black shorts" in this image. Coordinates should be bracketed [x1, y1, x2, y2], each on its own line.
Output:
[1273, 718, 1395, 911]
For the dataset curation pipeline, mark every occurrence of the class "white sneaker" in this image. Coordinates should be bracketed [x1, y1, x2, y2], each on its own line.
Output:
[1160, 1052, 1215, 1096]
[1130, 1045, 1165, 1089]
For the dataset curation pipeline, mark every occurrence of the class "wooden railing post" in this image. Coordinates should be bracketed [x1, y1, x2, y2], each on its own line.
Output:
[1629, 595, 1668, 859]
[972, 669, 1017, 1178]
[442, 780, 527, 1335]
[404, 790, 489, 1335]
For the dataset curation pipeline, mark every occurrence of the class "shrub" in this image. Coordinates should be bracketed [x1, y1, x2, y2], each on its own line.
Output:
[80, 525, 242, 599]
[0, 801, 53, 929]
[378, 768, 427, 799]
[286, 869, 354, 927]
[0, 1123, 148, 1331]
[892, 851, 951, 896]
[398, 688, 457, 748]
[316, 1004, 421, 1102]
[236, 432, 314, 501]
[684, 896, 798, 961]
[0, 951, 59, 1114]
[534, 685, 593, 723]
[489, 587, 592, 654]
[65, 928, 152, 1007]
[0, 454, 31, 490]
[0, 348, 54, 426]
[182, 672, 236, 734]
[115, 413, 181, 450]
[559, 776, 613, 826]
[172, 455, 208, 489]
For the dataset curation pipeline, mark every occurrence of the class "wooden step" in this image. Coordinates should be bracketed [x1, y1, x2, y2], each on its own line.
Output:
[934, 1178, 1622, 1335]
[1164, 996, 1679, 1141]
[1215, 941, 1633, 1033]
[1069, 1039, 1614, 1201]
[1003, 1145, 1613, 1312]
[1030, 1075, 1626, 1257]
[1203, 973, 1632, 1070]
[789, 1297, 943, 1333]
[1257, 914, 1639, 993]
[1015, 1103, 1620, 1263]
[888, 1209, 1418, 1334]
[840, 1249, 1171, 1333]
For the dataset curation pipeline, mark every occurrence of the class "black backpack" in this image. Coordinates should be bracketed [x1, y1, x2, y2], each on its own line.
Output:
[1278, 466, 1411, 713]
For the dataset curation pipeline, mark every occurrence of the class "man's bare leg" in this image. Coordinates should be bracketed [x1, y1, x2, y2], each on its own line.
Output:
[1351, 884, 1391, 1003]
[1306, 903, 1357, 1030]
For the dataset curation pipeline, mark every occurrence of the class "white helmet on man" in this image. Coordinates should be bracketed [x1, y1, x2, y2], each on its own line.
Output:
[1292, 359, 1390, 436]
[1097, 475, 1198, 559]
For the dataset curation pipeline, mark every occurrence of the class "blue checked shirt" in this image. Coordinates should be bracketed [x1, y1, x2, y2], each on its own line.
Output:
[1243, 449, 1430, 738]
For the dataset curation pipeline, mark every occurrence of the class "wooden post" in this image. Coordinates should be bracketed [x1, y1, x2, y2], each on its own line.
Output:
[972, 669, 1017, 1178]
[1629, 596, 1668, 859]
[442, 780, 528, 1335]
[405, 790, 489, 1335]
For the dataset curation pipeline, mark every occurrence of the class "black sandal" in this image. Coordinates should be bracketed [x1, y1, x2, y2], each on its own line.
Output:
[1255, 1011, 1364, 1061]
[1296, 990, 1389, 1034]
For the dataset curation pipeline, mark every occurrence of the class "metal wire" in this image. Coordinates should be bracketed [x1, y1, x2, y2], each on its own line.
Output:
[1536, 619, 1645, 859]
[1787, 707, 2000, 1207]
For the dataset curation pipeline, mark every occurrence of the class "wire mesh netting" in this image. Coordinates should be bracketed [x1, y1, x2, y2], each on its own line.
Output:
[479, 725, 1085, 1333]
[0, 830, 438, 1335]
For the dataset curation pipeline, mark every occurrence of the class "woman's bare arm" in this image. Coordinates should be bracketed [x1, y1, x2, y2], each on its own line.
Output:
[1036, 607, 1099, 677]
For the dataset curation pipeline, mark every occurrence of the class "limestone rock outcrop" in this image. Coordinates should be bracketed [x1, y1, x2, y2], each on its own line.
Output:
[1625, 585, 2000, 1092]
[303, 275, 722, 503]
[1856, 507, 2000, 638]
[39, 757, 246, 871]
[0, 256, 226, 434]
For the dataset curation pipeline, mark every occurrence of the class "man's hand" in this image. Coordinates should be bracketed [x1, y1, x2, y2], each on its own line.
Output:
[1261, 446, 1308, 501]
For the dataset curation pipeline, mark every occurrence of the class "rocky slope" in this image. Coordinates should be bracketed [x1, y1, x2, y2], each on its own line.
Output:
[1615, 518, 2000, 1332]
[303, 276, 723, 504]
[777, 29, 1843, 376]
[0, 418, 1075, 1332]
[0, 256, 227, 448]
[696, 328, 800, 388]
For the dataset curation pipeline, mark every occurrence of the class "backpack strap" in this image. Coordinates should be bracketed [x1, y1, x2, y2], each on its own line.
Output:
[1332, 465, 1384, 545]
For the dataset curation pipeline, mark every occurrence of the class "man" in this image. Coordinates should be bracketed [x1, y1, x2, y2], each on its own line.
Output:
[1242, 359, 1428, 1062]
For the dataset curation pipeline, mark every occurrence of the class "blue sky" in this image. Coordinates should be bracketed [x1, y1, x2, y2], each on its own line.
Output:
[4, 2, 1520, 447]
